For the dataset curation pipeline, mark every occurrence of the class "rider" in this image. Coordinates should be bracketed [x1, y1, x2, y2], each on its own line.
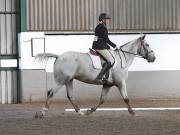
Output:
[92, 13, 118, 81]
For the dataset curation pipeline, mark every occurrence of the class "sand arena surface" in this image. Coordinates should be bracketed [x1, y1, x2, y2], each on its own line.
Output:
[0, 100, 180, 135]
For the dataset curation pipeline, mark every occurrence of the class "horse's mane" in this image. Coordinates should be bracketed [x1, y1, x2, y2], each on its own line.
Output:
[120, 36, 141, 49]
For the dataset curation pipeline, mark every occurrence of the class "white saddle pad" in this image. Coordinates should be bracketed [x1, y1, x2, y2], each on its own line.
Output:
[88, 51, 117, 69]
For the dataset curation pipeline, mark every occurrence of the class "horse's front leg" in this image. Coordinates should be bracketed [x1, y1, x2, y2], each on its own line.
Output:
[117, 81, 135, 116]
[86, 84, 111, 115]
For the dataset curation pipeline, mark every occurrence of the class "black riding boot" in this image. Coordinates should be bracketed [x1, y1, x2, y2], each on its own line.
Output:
[96, 62, 112, 81]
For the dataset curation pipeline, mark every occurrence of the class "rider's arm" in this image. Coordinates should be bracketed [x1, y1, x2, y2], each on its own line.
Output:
[101, 26, 117, 48]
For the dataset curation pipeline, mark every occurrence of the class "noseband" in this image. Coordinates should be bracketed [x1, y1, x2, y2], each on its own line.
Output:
[138, 39, 154, 60]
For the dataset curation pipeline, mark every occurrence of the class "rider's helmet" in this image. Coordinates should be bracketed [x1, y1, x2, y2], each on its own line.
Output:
[99, 13, 111, 21]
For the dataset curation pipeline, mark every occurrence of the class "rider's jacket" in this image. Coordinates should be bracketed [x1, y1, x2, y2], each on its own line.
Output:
[92, 23, 117, 50]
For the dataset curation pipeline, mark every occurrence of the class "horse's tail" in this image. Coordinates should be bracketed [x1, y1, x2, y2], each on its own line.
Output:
[35, 53, 58, 63]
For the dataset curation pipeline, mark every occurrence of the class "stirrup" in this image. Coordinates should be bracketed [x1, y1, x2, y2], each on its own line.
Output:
[102, 76, 108, 84]
[95, 76, 107, 84]
[96, 71, 109, 83]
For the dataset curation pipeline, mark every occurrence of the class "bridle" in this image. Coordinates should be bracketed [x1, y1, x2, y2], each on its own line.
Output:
[115, 38, 153, 68]
[117, 38, 153, 58]
[138, 39, 154, 60]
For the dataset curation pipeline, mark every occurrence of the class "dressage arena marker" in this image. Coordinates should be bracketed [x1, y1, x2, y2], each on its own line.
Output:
[65, 108, 180, 112]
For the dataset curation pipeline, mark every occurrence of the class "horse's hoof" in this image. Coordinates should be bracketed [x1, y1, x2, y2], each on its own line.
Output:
[133, 113, 139, 117]
[34, 112, 38, 119]
[128, 108, 135, 116]
[86, 109, 93, 116]
[34, 111, 44, 119]
[78, 110, 85, 116]
[131, 111, 136, 116]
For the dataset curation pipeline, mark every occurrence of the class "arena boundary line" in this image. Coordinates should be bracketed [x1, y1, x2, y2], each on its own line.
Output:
[65, 108, 180, 112]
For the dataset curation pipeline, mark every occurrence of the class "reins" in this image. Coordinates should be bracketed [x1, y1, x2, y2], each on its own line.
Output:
[115, 38, 153, 68]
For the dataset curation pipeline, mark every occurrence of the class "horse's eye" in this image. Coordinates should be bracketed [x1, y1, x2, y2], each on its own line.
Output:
[146, 44, 149, 47]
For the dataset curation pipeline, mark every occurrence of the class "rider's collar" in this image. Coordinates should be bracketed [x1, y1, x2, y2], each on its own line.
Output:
[99, 21, 106, 26]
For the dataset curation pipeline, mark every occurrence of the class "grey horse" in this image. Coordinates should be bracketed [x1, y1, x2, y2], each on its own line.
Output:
[35, 35, 156, 118]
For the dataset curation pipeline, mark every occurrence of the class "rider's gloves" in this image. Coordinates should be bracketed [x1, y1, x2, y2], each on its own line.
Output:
[114, 46, 119, 50]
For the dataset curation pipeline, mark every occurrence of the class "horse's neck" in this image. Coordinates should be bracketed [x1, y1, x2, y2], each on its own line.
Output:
[124, 50, 136, 68]
[117, 40, 139, 69]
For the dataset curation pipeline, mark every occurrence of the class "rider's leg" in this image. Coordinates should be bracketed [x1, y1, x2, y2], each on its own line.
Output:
[95, 49, 115, 80]
[96, 49, 115, 65]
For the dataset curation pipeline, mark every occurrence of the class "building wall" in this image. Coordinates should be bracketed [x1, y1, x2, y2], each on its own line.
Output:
[19, 32, 180, 102]
[18, 33, 180, 71]
[0, 0, 19, 104]
[20, 70, 180, 103]
[25, 0, 180, 32]
[18, 0, 180, 102]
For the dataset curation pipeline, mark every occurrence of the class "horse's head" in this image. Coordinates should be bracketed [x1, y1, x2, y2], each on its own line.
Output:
[138, 35, 156, 62]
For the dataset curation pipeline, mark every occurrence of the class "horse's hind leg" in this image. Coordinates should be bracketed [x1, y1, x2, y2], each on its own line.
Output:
[86, 84, 111, 115]
[35, 84, 63, 118]
[66, 79, 84, 115]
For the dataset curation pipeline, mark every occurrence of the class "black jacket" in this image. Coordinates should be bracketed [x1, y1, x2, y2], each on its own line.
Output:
[92, 23, 117, 50]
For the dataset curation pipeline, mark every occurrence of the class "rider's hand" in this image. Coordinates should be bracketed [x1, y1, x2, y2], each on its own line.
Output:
[114, 46, 119, 50]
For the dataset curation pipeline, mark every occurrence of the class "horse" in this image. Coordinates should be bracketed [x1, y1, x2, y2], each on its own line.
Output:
[34, 35, 156, 118]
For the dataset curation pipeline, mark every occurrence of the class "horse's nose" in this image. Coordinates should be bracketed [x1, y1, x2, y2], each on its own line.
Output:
[148, 55, 156, 62]
[151, 56, 156, 62]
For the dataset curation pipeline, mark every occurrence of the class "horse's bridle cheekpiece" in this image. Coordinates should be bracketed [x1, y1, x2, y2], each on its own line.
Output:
[118, 38, 152, 59]
[116, 37, 153, 68]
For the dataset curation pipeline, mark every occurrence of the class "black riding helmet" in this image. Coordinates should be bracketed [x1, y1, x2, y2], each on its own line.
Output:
[99, 13, 111, 21]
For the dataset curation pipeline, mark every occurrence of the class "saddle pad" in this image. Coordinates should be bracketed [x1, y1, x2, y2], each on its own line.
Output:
[88, 51, 117, 69]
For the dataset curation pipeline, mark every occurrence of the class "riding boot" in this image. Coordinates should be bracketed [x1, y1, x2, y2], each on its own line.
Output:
[96, 62, 112, 81]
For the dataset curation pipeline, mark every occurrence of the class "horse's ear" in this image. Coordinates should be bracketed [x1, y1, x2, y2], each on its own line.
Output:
[141, 34, 146, 40]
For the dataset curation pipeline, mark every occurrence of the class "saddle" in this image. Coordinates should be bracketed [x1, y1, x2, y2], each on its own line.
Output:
[89, 48, 99, 56]
[88, 48, 117, 69]
[88, 48, 117, 82]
